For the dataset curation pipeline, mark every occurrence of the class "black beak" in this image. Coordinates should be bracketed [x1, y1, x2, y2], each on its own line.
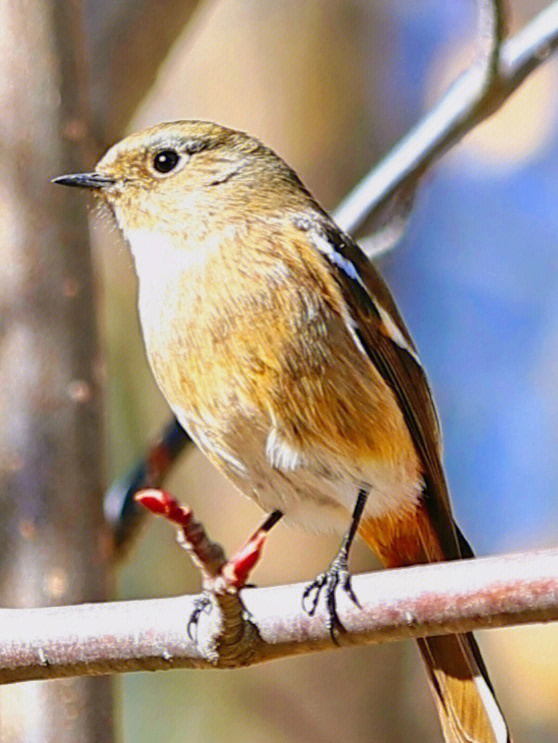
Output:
[51, 172, 116, 189]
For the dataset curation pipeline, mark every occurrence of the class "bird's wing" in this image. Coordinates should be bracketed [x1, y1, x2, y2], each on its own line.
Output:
[299, 217, 461, 560]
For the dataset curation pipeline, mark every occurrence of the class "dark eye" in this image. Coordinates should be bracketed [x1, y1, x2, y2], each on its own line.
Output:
[153, 150, 180, 174]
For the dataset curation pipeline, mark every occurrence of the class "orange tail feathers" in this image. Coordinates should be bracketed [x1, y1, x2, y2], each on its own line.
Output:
[359, 503, 511, 743]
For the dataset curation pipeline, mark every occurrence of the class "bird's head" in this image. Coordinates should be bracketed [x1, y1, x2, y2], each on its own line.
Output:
[53, 120, 308, 239]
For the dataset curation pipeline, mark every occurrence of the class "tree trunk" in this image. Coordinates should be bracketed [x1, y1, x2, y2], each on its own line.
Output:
[0, 1, 111, 740]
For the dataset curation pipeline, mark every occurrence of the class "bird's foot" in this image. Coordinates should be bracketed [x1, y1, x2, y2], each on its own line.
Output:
[187, 593, 214, 641]
[302, 551, 360, 642]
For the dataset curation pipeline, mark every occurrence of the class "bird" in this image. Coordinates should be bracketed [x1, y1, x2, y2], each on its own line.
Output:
[54, 120, 511, 743]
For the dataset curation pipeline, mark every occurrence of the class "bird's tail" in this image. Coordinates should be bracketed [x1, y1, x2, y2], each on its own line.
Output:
[358, 502, 511, 743]
[416, 632, 509, 743]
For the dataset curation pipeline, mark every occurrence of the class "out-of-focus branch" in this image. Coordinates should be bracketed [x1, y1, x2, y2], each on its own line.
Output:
[1, 549, 556, 684]
[104, 418, 191, 552]
[84, 0, 201, 147]
[334, 0, 558, 235]
[478, 0, 507, 76]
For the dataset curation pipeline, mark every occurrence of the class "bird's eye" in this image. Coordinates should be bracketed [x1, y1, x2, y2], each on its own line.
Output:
[153, 150, 180, 174]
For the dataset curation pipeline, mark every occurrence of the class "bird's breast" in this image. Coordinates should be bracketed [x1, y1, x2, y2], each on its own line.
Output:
[131, 227, 422, 529]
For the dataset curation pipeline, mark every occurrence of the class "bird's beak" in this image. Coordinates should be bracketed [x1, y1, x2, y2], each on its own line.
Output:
[51, 172, 116, 189]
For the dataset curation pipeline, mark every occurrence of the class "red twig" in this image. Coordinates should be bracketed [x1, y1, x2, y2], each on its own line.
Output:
[135, 489, 270, 591]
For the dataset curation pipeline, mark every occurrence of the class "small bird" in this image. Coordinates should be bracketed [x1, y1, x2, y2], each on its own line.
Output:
[54, 120, 510, 743]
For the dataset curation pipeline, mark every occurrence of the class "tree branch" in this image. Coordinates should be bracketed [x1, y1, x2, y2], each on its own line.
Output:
[1, 549, 556, 685]
[333, 0, 558, 235]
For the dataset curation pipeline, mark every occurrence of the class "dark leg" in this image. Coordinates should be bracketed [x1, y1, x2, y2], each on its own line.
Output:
[223, 509, 283, 588]
[255, 509, 283, 536]
[302, 489, 368, 640]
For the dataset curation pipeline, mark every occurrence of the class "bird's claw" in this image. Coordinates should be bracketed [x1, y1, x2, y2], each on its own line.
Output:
[302, 553, 360, 642]
[187, 593, 213, 641]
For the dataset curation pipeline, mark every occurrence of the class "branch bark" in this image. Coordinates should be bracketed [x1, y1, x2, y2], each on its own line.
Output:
[1, 549, 556, 684]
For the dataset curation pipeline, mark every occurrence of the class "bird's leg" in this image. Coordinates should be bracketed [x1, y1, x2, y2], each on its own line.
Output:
[221, 509, 283, 589]
[303, 488, 368, 640]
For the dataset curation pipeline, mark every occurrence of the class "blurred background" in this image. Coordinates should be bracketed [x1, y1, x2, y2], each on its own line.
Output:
[1, 0, 557, 741]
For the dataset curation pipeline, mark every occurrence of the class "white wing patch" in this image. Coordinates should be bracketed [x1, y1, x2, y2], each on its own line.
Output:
[344, 311, 368, 357]
[376, 303, 422, 365]
[309, 228, 422, 367]
[311, 232, 368, 291]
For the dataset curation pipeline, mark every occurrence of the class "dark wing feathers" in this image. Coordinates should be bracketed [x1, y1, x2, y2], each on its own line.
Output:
[310, 221, 462, 560]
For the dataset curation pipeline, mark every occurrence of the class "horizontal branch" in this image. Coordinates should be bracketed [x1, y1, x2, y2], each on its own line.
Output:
[0, 549, 556, 685]
[334, 1, 558, 235]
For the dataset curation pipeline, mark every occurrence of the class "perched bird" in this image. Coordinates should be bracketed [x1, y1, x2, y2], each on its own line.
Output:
[54, 120, 510, 743]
